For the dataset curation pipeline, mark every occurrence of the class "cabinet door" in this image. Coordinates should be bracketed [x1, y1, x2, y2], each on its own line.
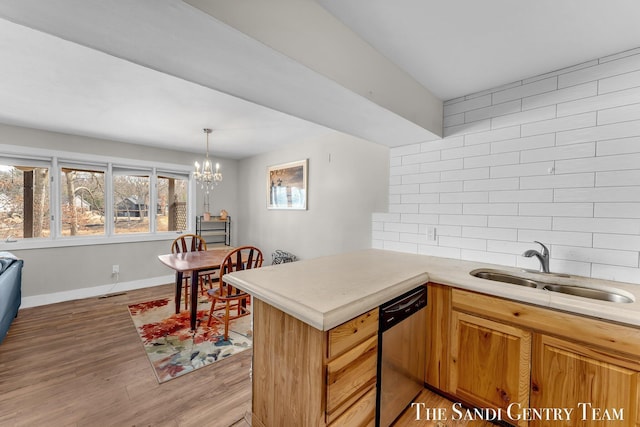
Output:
[450, 311, 531, 425]
[531, 334, 640, 427]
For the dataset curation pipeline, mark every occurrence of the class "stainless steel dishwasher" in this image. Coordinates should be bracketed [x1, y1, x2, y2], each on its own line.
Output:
[376, 285, 427, 427]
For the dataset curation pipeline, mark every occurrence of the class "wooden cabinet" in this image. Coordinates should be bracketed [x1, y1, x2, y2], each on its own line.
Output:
[444, 287, 640, 427]
[195, 215, 230, 246]
[531, 334, 640, 427]
[449, 310, 531, 424]
[325, 308, 378, 425]
[252, 299, 378, 427]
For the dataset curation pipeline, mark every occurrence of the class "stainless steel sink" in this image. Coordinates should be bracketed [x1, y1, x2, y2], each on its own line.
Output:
[470, 269, 538, 288]
[542, 284, 634, 304]
[469, 268, 634, 303]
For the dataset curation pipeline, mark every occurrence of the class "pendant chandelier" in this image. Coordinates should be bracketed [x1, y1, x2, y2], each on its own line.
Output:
[194, 128, 222, 194]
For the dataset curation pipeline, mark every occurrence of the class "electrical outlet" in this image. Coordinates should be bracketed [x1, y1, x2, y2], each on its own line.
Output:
[112, 264, 120, 274]
[426, 226, 437, 242]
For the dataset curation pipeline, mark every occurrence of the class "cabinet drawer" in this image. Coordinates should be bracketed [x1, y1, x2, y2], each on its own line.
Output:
[328, 308, 378, 359]
[328, 386, 376, 427]
[326, 334, 377, 420]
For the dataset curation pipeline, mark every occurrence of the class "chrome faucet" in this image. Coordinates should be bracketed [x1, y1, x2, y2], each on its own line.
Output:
[523, 241, 550, 273]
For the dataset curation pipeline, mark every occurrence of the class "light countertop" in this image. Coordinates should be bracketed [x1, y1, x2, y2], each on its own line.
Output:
[224, 249, 640, 331]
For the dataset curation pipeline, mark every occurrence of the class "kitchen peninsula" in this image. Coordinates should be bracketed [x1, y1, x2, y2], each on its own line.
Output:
[225, 249, 640, 426]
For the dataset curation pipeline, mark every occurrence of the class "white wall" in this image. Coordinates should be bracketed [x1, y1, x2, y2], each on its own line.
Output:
[0, 124, 239, 300]
[373, 48, 640, 285]
[237, 131, 389, 262]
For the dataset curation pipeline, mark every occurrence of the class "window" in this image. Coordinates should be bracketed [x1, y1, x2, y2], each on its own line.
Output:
[113, 169, 150, 235]
[60, 165, 105, 236]
[157, 173, 188, 232]
[0, 149, 193, 246]
[0, 160, 50, 239]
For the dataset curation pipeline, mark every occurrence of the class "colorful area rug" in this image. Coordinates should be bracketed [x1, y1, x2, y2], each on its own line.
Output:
[128, 296, 252, 383]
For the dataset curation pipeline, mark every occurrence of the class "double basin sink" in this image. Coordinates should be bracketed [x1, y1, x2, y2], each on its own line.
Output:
[470, 268, 635, 304]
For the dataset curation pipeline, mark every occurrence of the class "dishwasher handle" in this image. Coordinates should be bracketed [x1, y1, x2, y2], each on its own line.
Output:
[379, 286, 427, 332]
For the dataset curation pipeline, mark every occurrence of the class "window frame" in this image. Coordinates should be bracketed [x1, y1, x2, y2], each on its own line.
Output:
[0, 144, 195, 250]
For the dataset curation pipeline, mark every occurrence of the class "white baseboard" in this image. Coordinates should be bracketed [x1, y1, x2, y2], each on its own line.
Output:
[20, 275, 175, 308]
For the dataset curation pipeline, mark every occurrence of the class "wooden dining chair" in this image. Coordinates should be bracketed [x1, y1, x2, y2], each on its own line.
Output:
[207, 245, 263, 341]
[170, 234, 214, 310]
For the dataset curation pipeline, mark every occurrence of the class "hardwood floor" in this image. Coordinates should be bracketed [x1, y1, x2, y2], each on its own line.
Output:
[0, 285, 252, 427]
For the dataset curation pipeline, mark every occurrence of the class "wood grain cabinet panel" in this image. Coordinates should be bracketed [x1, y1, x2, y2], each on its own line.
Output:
[449, 310, 531, 426]
[328, 386, 376, 427]
[328, 308, 378, 359]
[531, 334, 640, 427]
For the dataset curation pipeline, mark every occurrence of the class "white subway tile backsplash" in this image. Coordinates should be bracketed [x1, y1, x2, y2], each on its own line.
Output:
[555, 153, 640, 174]
[465, 125, 521, 146]
[521, 112, 596, 137]
[558, 53, 640, 88]
[463, 226, 517, 241]
[444, 113, 465, 127]
[490, 189, 553, 203]
[520, 142, 595, 163]
[553, 217, 640, 234]
[420, 181, 463, 194]
[401, 213, 439, 224]
[597, 102, 640, 125]
[491, 133, 555, 154]
[598, 69, 640, 94]
[403, 150, 441, 165]
[522, 81, 598, 111]
[518, 203, 593, 217]
[597, 136, 640, 155]
[444, 94, 492, 116]
[401, 193, 439, 204]
[439, 236, 487, 251]
[384, 222, 419, 233]
[594, 233, 640, 251]
[488, 216, 552, 230]
[441, 167, 490, 182]
[594, 203, 640, 219]
[445, 118, 488, 137]
[376, 48, 640, 283]
[554, 187, 640, 203]
[420, 203, 462, 214]
[491, 105, 556, 130]
[518, 229, 592, 247]
[440, 191, 489, 204]
[421, 136, 464, 152]
[461, 249, 516, 266]
[441, 143, 490, 160]
[493, 77, 558, 105]
[440, 214, 488, 227]
[463, 152, 519, 169]
[401, 171, 440, 185]
[591, 264, 640, 283]
[490, 161, 553, 178]
[596, 170, 640, 187]
[557, 86, 640, 117]
[520, 172, 595, 190]
[556, 119, 640, 145]
[464, 177, 519, 192]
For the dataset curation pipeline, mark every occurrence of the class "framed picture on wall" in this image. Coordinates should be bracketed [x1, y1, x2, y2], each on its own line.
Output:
[267, 159, 308, 210]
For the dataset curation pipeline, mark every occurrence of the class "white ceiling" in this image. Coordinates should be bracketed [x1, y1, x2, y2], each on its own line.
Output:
[1, 0, 640, 159]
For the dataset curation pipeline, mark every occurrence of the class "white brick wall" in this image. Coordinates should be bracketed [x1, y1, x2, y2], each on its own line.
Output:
[373, 48, 640, 284]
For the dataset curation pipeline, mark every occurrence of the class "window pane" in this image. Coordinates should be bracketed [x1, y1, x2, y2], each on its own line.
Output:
[60, 167, 105, 236]
[0, 164, 50, 239]
[113, 174, 150, 234]
[157, 175, 188, 232]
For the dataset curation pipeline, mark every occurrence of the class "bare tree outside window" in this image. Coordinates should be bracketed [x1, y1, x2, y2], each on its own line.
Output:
[60, 168, 105, 236]
[113, 174, 150, 234]
[0, 164, 50, 239]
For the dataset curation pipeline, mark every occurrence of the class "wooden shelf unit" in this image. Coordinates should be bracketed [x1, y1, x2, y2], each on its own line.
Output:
[196, 215, 231, 246]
